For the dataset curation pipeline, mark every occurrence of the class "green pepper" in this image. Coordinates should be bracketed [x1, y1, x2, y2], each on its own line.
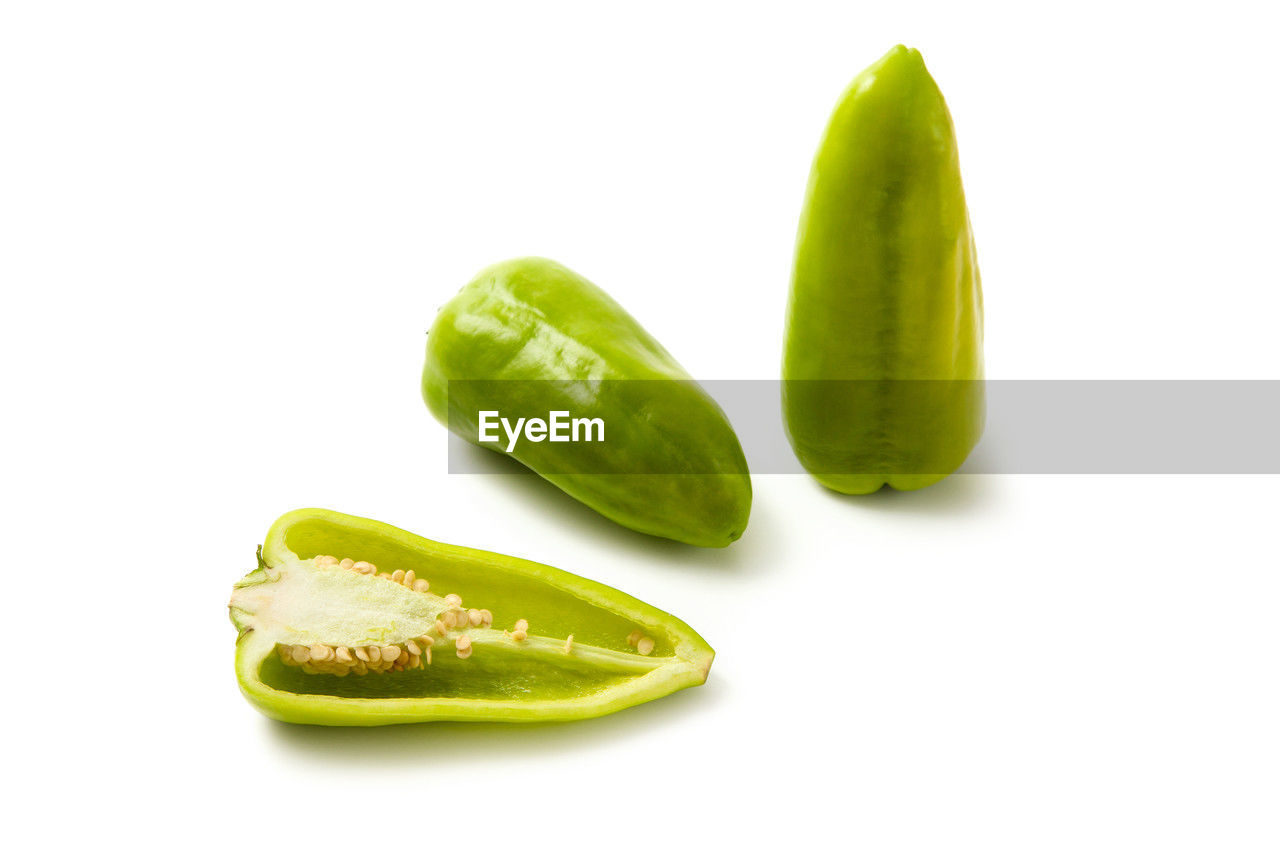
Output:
[782, 45, 984, 494]
[423, 257, 752, 547]
[228, 509, 714, 725]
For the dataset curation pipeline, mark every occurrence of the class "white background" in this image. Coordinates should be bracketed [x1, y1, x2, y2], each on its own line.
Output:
[3, 2, 1277, 850]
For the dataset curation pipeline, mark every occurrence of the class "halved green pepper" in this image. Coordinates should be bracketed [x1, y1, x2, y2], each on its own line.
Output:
[228, 509, 714, 725]
[783, 46, 985, 493]
[423, 257, 752, 547]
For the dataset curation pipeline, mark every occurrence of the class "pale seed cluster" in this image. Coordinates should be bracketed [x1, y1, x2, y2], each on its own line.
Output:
[433, 591, 495, 635]
[292, 554, 520, 670]
[626, 630, 656, 656]
[314, 554, 430, 593]
[277, 635, 437, 676]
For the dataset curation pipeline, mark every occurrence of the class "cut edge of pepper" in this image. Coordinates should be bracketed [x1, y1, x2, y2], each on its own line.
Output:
[233, 508, 715, 725]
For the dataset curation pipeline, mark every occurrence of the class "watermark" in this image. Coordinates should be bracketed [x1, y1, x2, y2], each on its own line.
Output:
[445, 380, 1280, 475]
[477, 410, 604, 452]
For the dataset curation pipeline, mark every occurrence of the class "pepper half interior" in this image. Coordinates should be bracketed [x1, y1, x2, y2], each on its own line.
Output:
[230, 551, 671, 702]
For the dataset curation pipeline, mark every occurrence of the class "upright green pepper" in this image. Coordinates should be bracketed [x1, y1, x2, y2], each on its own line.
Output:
[783, 46, 984, 494]
[423, 257, 751, 547]
[228, 509, 715, 725]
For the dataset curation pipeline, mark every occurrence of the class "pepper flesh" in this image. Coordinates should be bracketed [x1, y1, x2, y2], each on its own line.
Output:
[228, 509, 714, 725]
[782, 46, 984, 494]
[423, 257, 751, 547]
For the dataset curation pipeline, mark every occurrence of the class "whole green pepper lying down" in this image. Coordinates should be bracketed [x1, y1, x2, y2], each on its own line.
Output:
[228, 509, 714, 725]
[423, 257, 751, 548]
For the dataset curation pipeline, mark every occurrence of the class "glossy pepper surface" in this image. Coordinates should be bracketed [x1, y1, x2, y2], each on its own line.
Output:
[782, 46, 984, 494]
[423, 257, 751, 547]
[228, 509, 715, 725]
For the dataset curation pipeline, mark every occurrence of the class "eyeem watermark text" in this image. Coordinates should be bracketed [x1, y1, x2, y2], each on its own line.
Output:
[477, 411, 605, 452]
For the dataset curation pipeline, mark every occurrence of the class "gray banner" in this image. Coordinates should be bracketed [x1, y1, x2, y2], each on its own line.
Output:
[445, 380, 1280, 475]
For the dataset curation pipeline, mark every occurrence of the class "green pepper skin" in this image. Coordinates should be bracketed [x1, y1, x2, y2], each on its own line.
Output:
[423, 257, 751, 547]
[782, 46, 984, 494]
[230, 509, 715, 725]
